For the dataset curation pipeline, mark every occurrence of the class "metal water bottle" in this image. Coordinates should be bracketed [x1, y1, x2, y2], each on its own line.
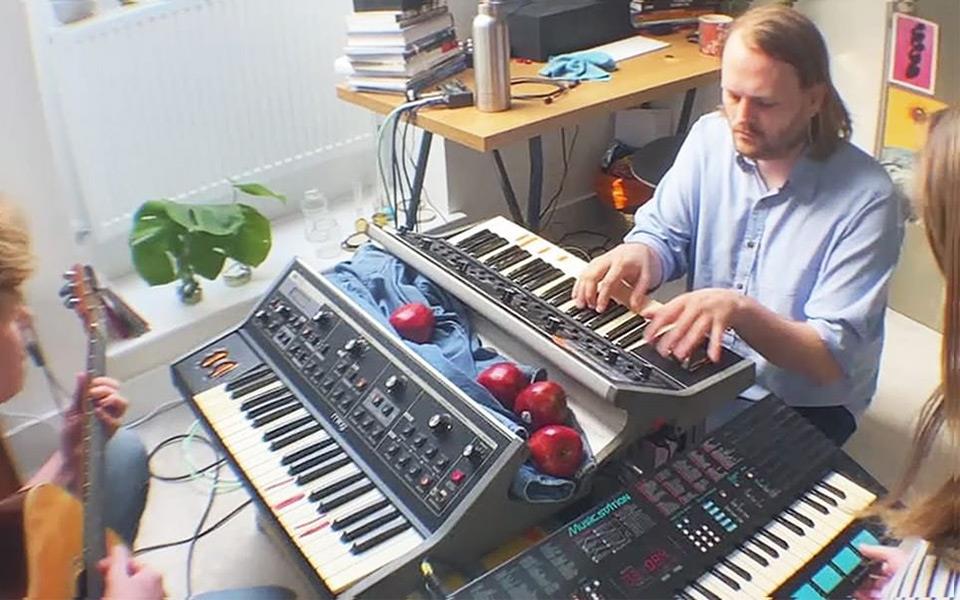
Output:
[473, 0, 511, 112]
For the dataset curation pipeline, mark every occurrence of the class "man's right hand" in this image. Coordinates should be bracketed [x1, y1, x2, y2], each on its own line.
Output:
[572, 243, 662, 313]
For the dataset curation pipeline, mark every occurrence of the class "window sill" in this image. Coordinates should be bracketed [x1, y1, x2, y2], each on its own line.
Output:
[106, 208, 466, 381]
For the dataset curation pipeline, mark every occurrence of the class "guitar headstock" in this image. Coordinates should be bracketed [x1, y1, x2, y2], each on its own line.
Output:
[60, 264, 106, 340]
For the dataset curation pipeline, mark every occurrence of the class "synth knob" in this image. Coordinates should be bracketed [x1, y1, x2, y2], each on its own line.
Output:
[344, 338, 365, 356]
[637, 364, 653, 380]
[544, 316, 562, 334]
[312, 310, 332, 325]
[500, 288, 516, 303]
[427, 413, 452, 433]
[462, 443, 485, 463]
[273, 304, 292, 320]
[384, 375, 405, 394]
[254, 309, 269, 322]
[604, 349, 620, 365]
[456, 260, 470, 274]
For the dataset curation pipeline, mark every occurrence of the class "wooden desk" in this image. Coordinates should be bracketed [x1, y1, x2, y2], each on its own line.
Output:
[336, 33, 719, 229]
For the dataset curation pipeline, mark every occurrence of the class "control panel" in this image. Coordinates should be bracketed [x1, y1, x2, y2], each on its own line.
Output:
[238, 264, 517, 530]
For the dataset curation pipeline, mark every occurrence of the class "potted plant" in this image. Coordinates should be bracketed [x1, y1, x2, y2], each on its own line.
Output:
[129, 182, 286, 304]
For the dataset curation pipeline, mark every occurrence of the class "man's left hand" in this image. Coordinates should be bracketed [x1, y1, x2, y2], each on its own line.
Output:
[642, 288, 745, 363]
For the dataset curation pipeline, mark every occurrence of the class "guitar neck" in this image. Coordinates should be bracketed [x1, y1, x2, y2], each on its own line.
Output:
[82, 334, 107, 599]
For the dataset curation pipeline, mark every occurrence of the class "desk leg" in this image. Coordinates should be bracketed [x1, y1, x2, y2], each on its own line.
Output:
[492, 149, 525, 226]
[677, 88, 697, 136]
[527, 136, 544, 232]
[404, 130, 433, 231]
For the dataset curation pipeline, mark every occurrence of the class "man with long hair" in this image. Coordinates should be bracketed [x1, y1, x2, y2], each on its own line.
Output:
[574, 5, 904, 445]
[856, 107, 959, 599]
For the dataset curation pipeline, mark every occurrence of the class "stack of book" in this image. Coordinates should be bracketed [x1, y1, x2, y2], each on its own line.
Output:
[337, 0, 466, 95]
[630, 0, 723, 32]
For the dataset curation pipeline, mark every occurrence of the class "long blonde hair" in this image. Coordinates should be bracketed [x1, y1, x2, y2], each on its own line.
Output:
[0, 197, 32, 311]
[877, 108, 960, 551]
[729, 4, 851, 160]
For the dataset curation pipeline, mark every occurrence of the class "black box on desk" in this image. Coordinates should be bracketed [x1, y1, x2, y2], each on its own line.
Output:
[508, 0, 633, 62]
[352, 0, 428, 11]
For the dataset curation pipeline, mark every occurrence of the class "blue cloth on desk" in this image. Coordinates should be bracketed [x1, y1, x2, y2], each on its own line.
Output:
[324, 244, 595, 503]
[539, 50, 617, 81]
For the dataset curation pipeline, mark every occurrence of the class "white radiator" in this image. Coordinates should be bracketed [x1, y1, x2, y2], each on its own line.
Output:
[48, 0, 372, 241]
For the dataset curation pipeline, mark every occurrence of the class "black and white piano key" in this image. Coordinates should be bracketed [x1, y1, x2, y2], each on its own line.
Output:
[483, 246, 528, 269]
[689, 477, 875, 597]
[465, 236, 509, 258]
[192, 382, 424, 593]
[281, 438, 337, 467]
[245, 394, 297, 419]
[229, 373, 280, 399]
[270, 424, 326, 451]
[340, 507, 401, 542]
[332, 498, 392, 531]
[454, 229, 496, 252]
[225, 365, 273, 393]
[317, 480, 377, 513]
[308, 471, 367, 503]
[534, 278, 575, 303]
[282, 489, 419, 593]
[523, 268, 565, 292]
[287, 447, 345, 476]
[240, 387, 292, 412]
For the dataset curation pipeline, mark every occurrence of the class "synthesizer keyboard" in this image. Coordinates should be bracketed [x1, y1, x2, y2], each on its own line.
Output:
[369, 217, 755, 430]
[451, 398, 889, 600]
[172, 260, 564, 597]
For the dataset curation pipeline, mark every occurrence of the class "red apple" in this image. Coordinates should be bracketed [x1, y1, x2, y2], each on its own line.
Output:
[527, 425, 583, 478]
[514, 381, 568, 430]
[476, 362, 528, 409]
[389, 303, 435, 344]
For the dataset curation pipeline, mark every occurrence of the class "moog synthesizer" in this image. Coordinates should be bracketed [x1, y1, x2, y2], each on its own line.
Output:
[172, 260, 565, 597]
[451, 398, 889, 600]
[369, 216, 755, 431]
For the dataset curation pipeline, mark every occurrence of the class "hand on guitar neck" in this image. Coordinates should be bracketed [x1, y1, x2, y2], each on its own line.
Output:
[24, 375, 128, 494]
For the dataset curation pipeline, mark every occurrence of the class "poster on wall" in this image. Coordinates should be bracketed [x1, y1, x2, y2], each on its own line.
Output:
[879, 86, 947, 214]
[888, 12, 939, 95]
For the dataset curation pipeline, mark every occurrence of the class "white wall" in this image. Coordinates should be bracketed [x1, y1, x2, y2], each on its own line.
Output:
[796, 0, 890, 154]
[0, 0, 86, 471]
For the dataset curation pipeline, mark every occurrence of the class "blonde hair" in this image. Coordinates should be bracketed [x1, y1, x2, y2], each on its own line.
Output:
[0, 197, 33, 310]
[876, 108, 960, 552]
[729, 4, 851, 160]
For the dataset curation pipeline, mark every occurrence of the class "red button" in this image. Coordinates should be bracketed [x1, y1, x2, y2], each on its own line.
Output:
[450, 469, 465, 485]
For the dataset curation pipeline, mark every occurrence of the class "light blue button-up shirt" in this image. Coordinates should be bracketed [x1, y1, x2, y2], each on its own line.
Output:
[625, 112, 904, 414]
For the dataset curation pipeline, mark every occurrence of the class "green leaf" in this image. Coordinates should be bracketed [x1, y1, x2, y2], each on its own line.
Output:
[233, 182, 287, 203]
[131, 236, 177, 285]
[129, 201, 180, 285]
[161, 200, 245, 235]
[185, 233, 228, 280]
[225, 204, 272, 267]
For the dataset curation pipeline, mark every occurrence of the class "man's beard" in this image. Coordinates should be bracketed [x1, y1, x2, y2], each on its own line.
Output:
[731, 116, 810, 160]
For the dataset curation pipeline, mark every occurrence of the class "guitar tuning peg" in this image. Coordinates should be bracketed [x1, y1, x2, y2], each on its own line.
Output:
[59, 283, 74, 298]
[64, 297, 79, 309]
[62, 270, 76, 280]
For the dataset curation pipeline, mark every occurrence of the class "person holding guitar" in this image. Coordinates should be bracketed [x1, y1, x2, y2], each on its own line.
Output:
[0, 198, 159, 598]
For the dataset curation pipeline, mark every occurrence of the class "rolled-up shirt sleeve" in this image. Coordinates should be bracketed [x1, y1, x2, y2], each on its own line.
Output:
[803, 191, 904, 378]
[623, 122, 703, 287]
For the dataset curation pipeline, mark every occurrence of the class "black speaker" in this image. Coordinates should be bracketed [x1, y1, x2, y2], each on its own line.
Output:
[508, 0, 633, 62]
